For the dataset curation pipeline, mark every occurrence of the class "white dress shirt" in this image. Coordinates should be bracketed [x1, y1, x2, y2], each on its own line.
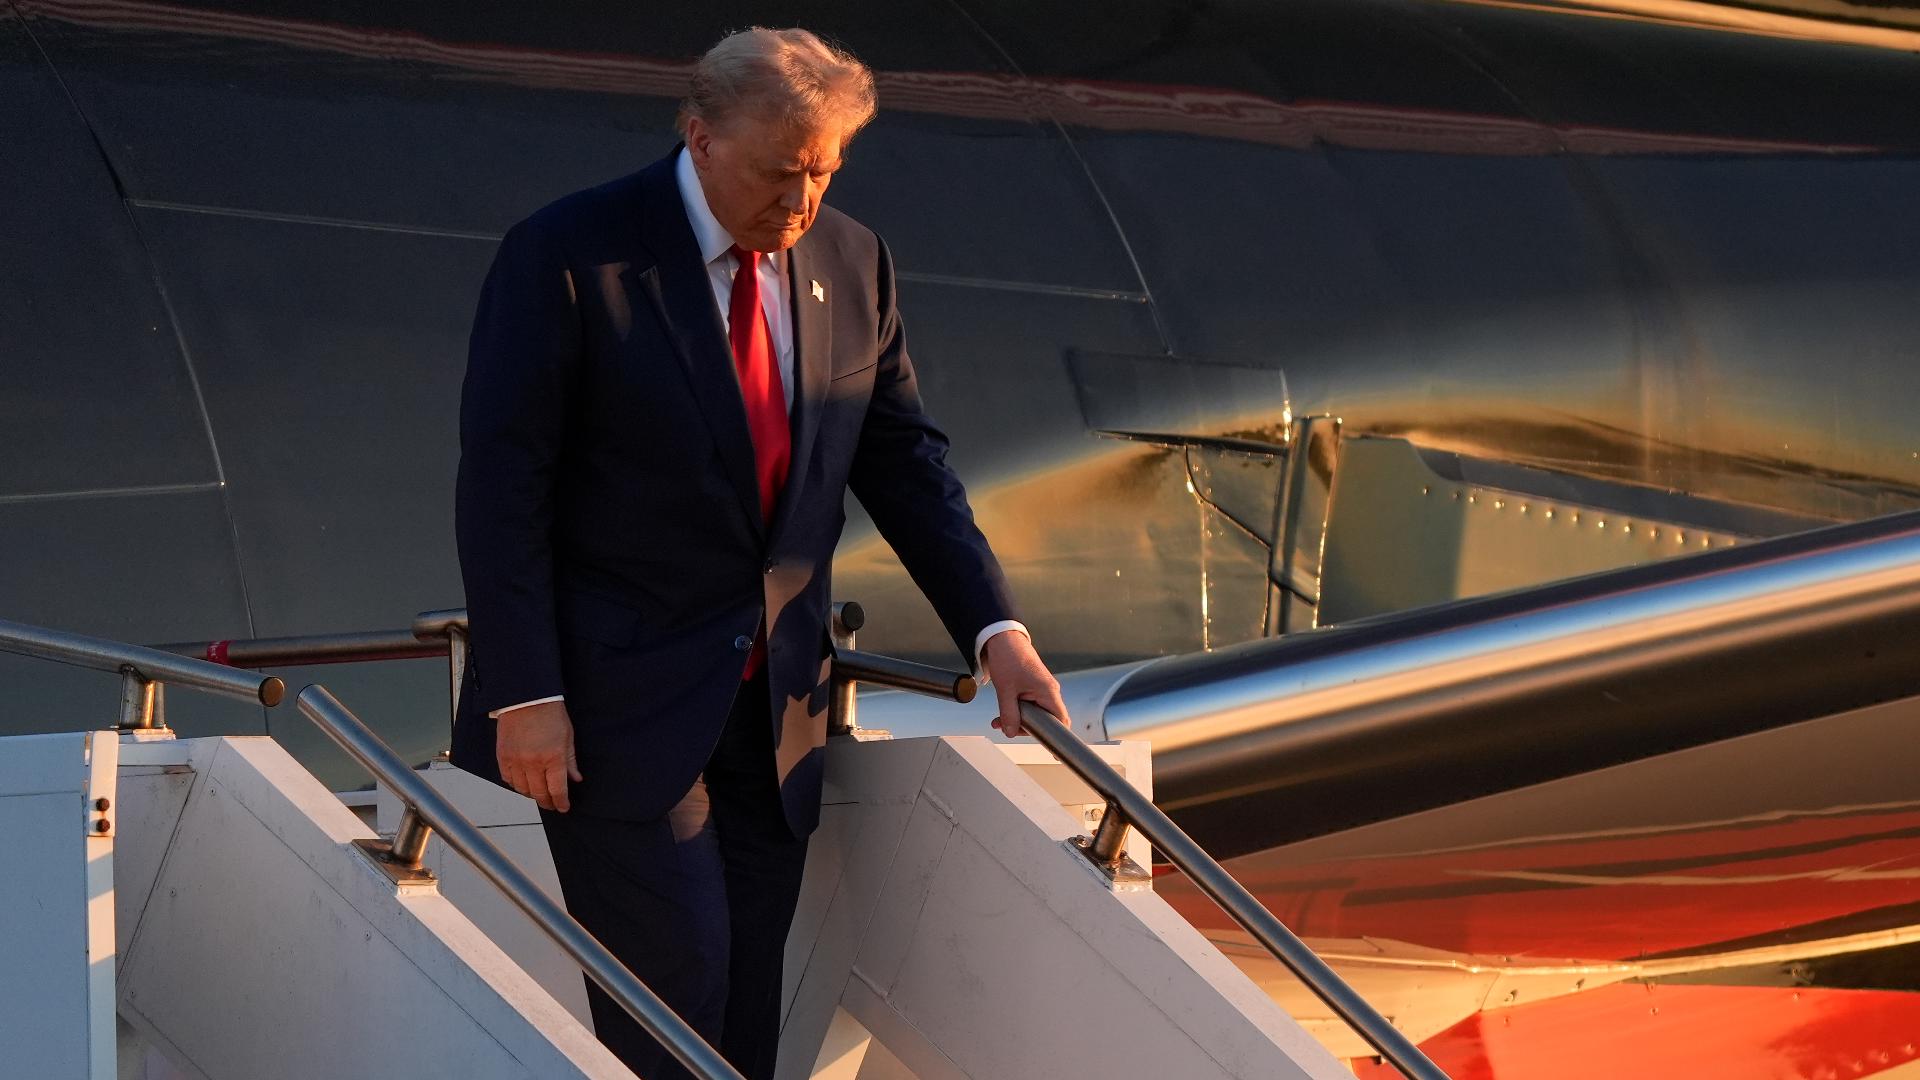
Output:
[490, 150, 1025, 719]
[676, 147, 797, 409]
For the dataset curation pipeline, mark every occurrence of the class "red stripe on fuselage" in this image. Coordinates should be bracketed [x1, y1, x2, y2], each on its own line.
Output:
[1161, 806, 1920, 958]
[1352, 984, 1920, 1080]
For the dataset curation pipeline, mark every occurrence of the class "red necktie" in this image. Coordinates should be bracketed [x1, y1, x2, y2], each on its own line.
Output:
[728, 246, 790, 677]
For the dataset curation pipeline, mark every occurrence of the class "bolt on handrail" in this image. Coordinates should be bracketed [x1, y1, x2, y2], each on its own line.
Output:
[0, 615, 284, 729]
[295, 684, 742, 1080]
[1015, 701, 1447, 1080]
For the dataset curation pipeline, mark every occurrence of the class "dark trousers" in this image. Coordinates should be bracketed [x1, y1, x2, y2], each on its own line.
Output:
[541, 671, 810, 1080]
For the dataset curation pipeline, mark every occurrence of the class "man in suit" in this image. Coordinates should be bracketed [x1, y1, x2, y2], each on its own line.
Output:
[450, 26, 1069, 1080]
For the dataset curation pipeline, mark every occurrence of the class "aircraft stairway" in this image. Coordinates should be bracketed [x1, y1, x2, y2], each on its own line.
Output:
[15, 507, 1920, 1078]
[0, 613, 1434, 1080]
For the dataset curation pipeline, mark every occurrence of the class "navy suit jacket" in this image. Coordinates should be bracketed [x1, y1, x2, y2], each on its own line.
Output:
[449, 153, 1017, 836]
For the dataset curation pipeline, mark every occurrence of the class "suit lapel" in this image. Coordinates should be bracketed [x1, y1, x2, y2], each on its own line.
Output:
[770, 234, 832, 548]
[631, 157, 765, 538]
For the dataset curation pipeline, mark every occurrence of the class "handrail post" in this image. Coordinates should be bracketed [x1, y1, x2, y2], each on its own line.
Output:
[1069, 796, 1151, 887]
[824, 605, 978, 742]
[1087, 800, 1131, 868]
[409, 607, 473, 739]
[389, 806, 431, 869]
[0, 616, 282, 716]
[827, 601, 865, 736]
[118, 667, 165, 730]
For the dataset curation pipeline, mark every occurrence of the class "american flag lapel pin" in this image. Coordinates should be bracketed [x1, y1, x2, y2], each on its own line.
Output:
[811, 279, 825, 302]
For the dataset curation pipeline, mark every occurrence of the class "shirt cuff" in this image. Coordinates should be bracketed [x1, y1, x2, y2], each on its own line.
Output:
[489, 695, 565, 720]
[972, 621, 1029, 686]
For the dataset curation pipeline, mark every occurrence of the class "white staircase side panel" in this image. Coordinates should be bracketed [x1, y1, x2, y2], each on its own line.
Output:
[114, 739, 198, 967]
[116, 1013, 196, 1080]
[0, 730, 119, 1080]
[777, 736, 1351, 1080]
[113, 736, 631, 1080]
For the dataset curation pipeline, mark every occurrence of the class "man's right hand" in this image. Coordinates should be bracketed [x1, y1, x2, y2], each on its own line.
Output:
[496, 700, 583, 813]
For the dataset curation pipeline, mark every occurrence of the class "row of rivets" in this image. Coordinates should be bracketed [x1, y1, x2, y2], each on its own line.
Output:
[1422, 485, 1734, 547]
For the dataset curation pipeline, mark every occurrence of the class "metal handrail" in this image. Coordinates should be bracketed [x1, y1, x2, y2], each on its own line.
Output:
[159, 608, 472, 720]
[157, 628, 446, 668]
[153, 609, 471, 668]
[1015, 701, 1446, 1079]
[824, 601, 979, 735]
[295, 684, 742, 1080]
[6, 610, 729, 1073]
[833, 648, 976, 706]
[0, 614, 283, 729]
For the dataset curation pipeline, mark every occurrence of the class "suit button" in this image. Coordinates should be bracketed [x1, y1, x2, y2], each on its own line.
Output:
[764, 558, 776, 574]
[733, 634, 753, 652]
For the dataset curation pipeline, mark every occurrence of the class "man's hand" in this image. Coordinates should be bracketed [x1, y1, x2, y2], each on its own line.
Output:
[497, 700, 584, 812]
[982, 629, 1068, 738]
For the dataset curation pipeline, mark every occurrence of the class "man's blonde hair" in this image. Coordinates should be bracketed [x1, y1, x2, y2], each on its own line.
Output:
[678, 28, 877, 138]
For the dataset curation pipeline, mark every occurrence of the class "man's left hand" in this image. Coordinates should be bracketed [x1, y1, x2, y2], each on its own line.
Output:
[982, 629, 1068, 738]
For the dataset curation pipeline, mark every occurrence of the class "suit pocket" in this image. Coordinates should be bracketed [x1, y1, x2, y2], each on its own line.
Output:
[829, 359, 877, 382]
[555, 590, 643, 647]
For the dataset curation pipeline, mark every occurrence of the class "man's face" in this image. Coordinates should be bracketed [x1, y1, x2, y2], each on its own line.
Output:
[686, 110, 847, 253]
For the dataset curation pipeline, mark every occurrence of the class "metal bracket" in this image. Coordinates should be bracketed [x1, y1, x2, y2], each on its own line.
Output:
[1067, 835, 1153, 888]
[353, 837, 437, 886]
[118, 667, 167, 731]
[828, 601, 865, 736]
